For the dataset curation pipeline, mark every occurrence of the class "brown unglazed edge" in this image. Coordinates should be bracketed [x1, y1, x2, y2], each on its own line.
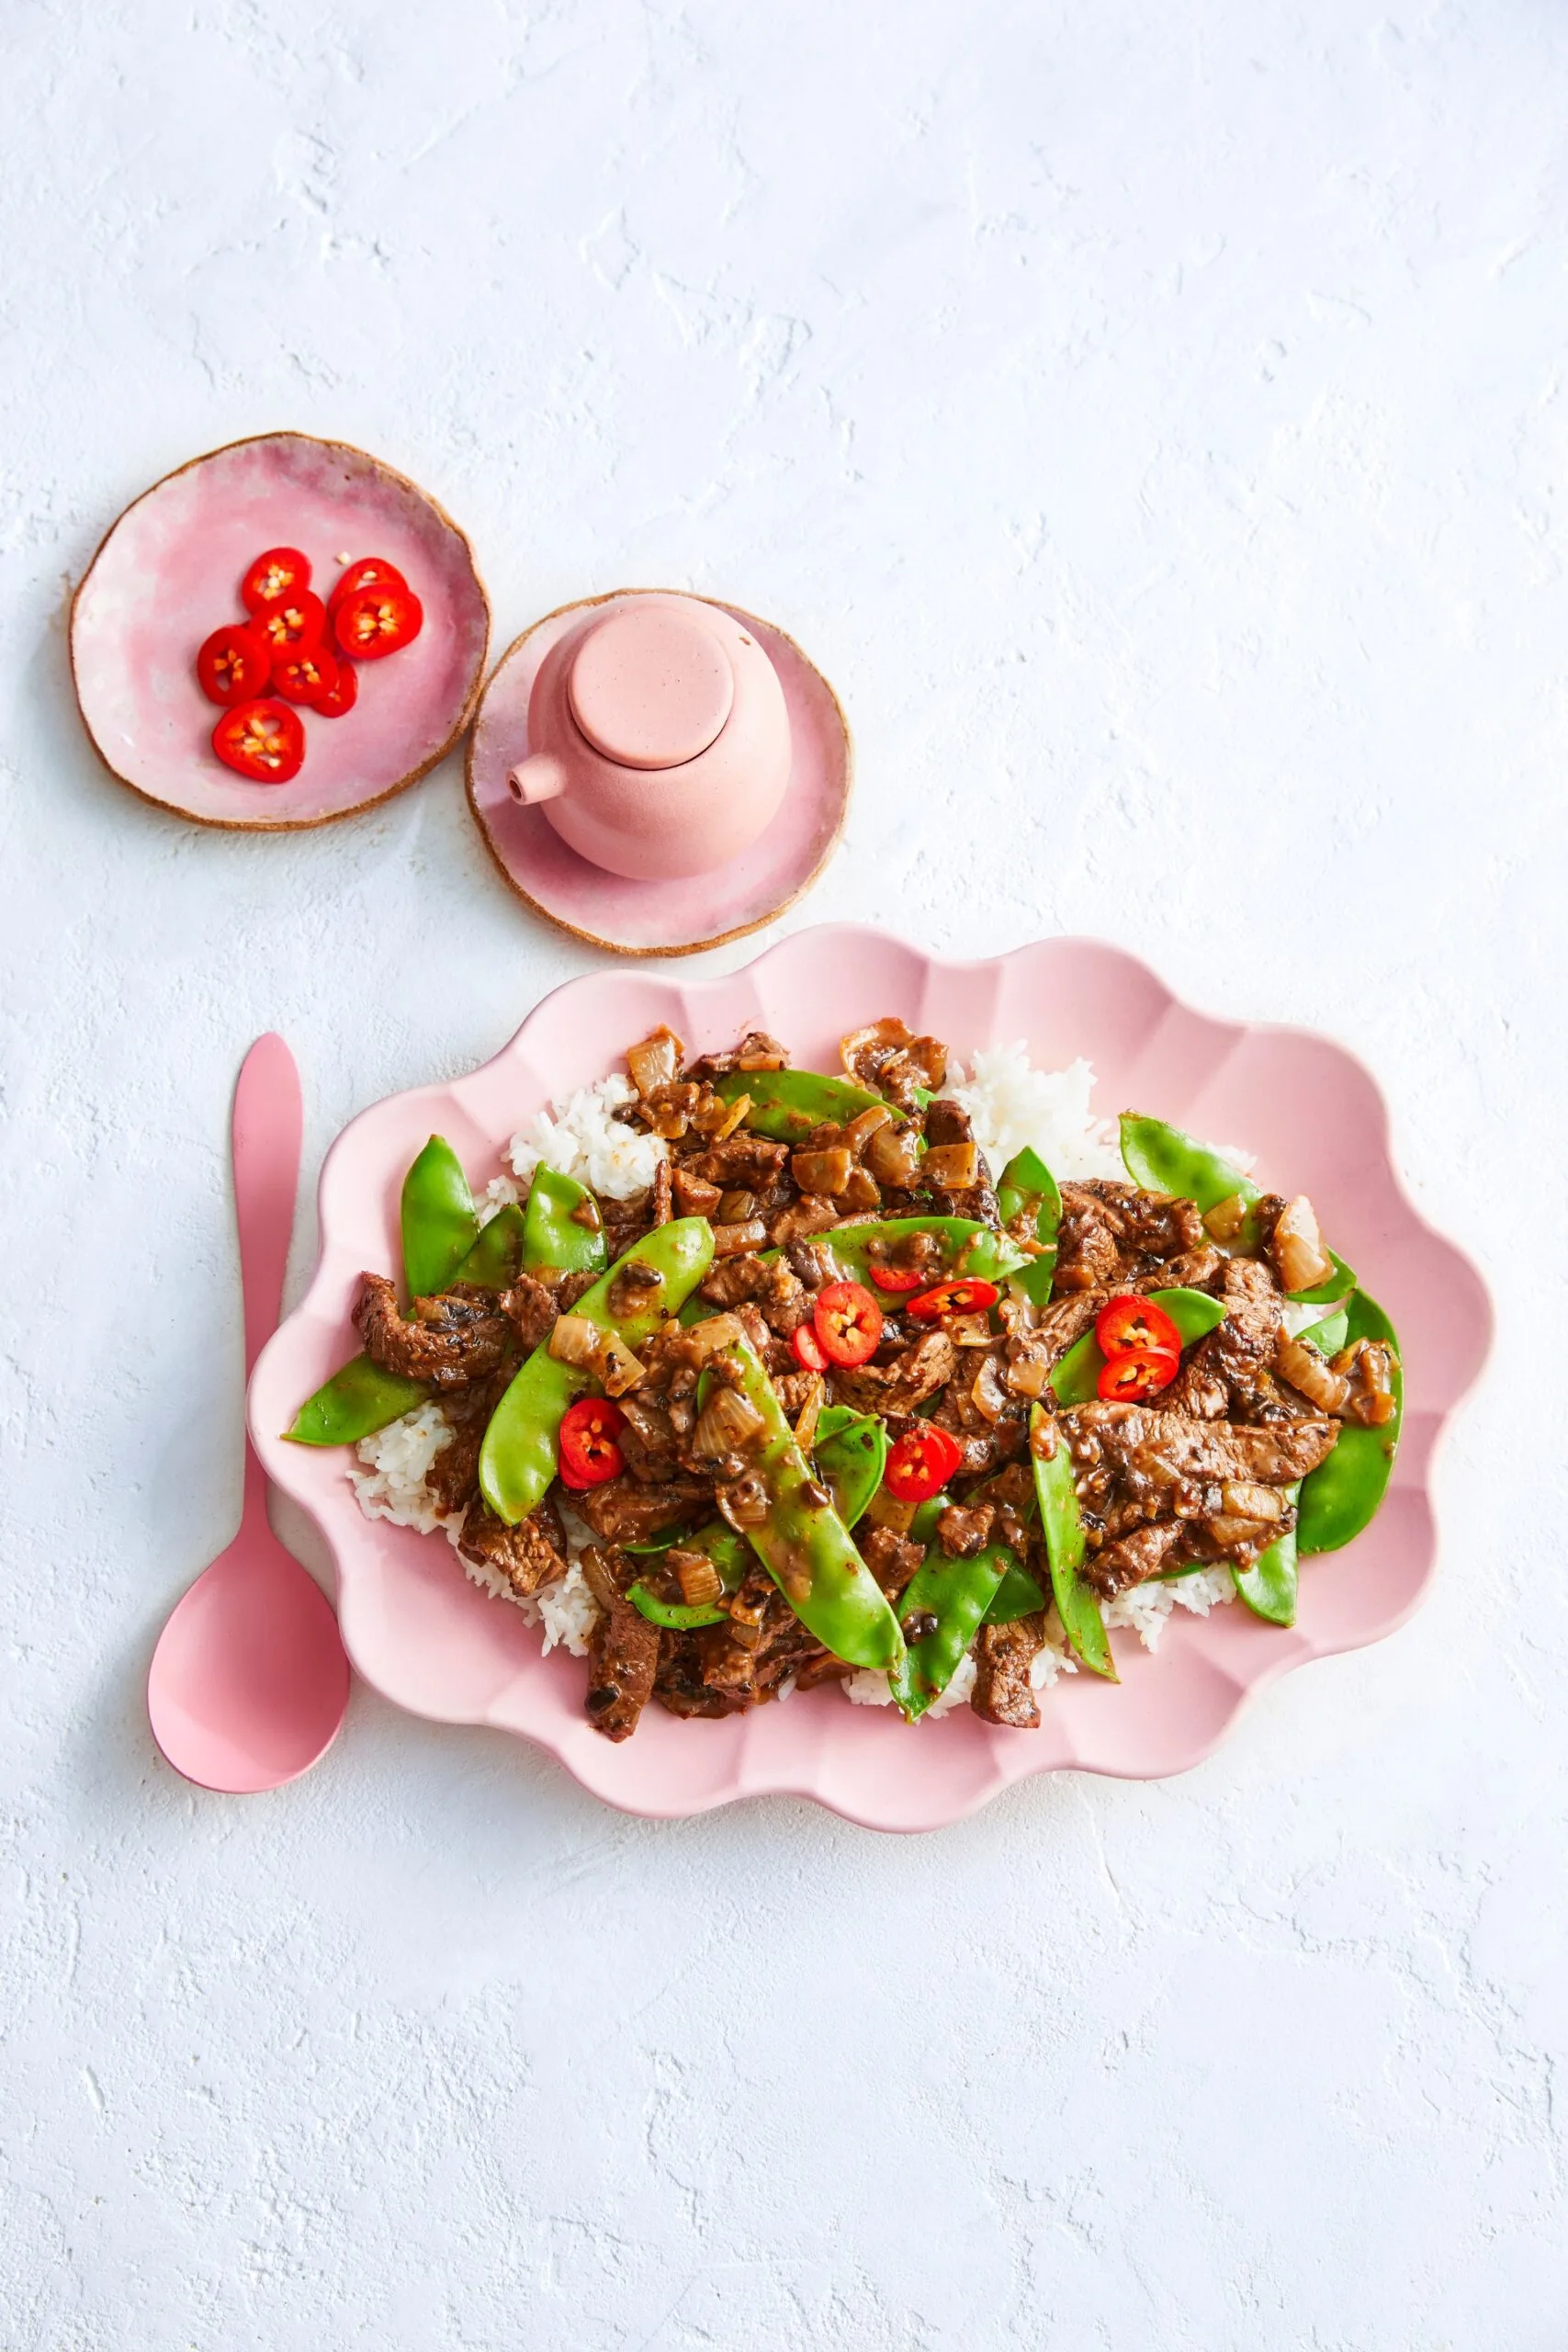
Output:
[464, 587, 853, 959]
[68, 428, 491, 834]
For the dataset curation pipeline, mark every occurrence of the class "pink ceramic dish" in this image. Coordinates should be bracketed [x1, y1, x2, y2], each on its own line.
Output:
[467, 592, 851, 955]
[248, 928, 1492, 1833]
[72, 432, 490, 830]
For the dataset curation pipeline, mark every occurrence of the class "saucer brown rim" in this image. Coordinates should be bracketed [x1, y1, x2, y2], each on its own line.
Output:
[69, 428, 491, 833]
[464, 587, 853, 959]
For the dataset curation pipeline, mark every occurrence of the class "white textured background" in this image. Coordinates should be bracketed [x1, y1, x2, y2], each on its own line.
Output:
[3, 5, 1562, 2346]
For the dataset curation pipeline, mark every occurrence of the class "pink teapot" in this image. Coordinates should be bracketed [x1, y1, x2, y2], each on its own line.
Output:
[507, 593, 793, 880]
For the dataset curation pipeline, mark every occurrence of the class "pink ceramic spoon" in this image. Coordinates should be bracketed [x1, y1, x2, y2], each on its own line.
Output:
[148, 1035, 350, 1792]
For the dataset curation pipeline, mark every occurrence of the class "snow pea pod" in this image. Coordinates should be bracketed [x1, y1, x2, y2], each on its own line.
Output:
[813, 1405, 886, 1529]
[1030, 1404, 1116, 1679]
[891, 1537, 1017, 1721]
[712, 1067, 886, 1141]
[285, 1353, 428, 1447]
[698, 1334, 905, 1672]
[998, 1147, 1061, 1306]
[983, 1559, 1047, 1625]
[479, 1217, 716, 1524]
[1049, 1284, 1227, 1406]
[401, 1136, 480, 1299]
[1233, 1489, 1300, 1625]
[284, 1207, 528, 1447]
[523, 1168, 607, 1275]
[1119, 1114, 1356, 1302]
[627, 1521, 749, 1630]
[1297, 1290, 1403, 1555]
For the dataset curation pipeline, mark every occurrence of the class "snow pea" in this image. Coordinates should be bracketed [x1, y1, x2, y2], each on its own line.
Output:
[813, 1405, 886, 1529]
[1297, 1290, 1403, 1555]
[891, 1537, 1017, 1721]
[827, 1216, 1031, 1289]
[285, 1353, 429, 1447]
[401, 1136, 480, 1299]
[523, 1167, 607, 1275]
[1049, 1285, 1228, 1406]
[284, 1206, 527, 1448]
[1030, 1403, 1116, 1679]
[712, 1067, 885, 1141]
[998, 1147, 1062, 1306]
[1233, 1489, 1300, 1625]
[1118, 1114, 1355, 1302]
[479, 1216, 716, 1524]
[457, 1203, 527, 1290]
[627, 1521, 749, 1630]
[698, 1334, 905, 1672]
[983, 1559, 1047, 1625]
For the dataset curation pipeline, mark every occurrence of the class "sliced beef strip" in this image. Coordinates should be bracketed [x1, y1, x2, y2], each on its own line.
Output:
[831, 1329, 957, 1415]
[1136, 1247, 1224, 1294]
[1162, 1256, 1283, 1421]
[354, 1274, 510, 1391]
[971, 1615, 1044, 1729]
[698, 1251, 774, 1306]
[498, 1272, 559, 1351]
[936, 1500, 997, 1557]
[584, 1578, 660, 1741]
[1080, 1517, 1188, 1599]
[758, 1258, 810, 1334]
[1093, 1181, 1205, 1263]
[686, 1132, 789, 1189]
[1066, 1400, 1338, 1487]
[654, 1632, 744, 1718]
[457, 1493, 569, 1600]
[571, 1475, 713, 1545]
[1055, 1186, 1128, 1292]
[858, 1524, 925, 1600]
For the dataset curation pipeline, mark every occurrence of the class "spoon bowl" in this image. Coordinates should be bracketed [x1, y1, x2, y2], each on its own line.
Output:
[147, 1034, 350, 1792]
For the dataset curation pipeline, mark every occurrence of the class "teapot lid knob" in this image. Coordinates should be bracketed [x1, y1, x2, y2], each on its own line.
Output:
[567, 603, 735, 771]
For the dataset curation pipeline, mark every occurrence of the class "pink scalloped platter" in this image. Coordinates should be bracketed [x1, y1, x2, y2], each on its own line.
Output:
[248, 929, 1492, 1832]
[72, 432, 490, 830]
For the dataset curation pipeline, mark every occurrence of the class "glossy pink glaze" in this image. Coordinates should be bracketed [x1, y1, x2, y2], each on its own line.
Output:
[469, 594, 849, 949]
[506, 594, 793, 881]
[73, 433, 489, 828]
[150, 1035, 350, 1792]
[248, 931, 1492, 1831]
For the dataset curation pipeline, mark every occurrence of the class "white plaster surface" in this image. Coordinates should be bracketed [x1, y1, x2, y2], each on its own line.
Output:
[2, 5, 1562, 2345]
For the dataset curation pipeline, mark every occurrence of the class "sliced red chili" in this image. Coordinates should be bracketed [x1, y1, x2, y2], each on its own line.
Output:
[1095, 1294, 1181, 1361]
[1097, 1347, 1179, 1403]
[867, 1261, 925, 1294]
[196, 621, 271, 707]
[310, 658, 358, 718]
[906, 1278, 1000, 1323]
[791, 1321, 829, 1373]
[210, 699, 305, 785]
[333, 582, 423, 661]
[254, 592, 327, 655]
[327, 556, 408, 614]
[272, 645, 342, 706]
[558, 1396, 626, 1488]
[241, 547, 312, 612]
[813, 1281, 883, 1367]
[883, 1423, 963, 1502]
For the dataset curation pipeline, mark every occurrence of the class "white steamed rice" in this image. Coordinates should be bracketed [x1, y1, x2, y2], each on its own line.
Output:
[507, 1071, 666, 1202]
[347, 1036, 1255, 1691]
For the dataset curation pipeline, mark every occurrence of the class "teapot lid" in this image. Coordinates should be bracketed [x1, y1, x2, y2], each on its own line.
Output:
[567, 602, 734, 771]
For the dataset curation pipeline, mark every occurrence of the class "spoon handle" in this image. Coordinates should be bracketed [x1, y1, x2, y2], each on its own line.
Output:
[232, 1035, 303, 1386]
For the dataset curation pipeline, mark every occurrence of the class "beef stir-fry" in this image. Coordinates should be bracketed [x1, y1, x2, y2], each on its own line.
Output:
[297, 1019, 1402, 1741]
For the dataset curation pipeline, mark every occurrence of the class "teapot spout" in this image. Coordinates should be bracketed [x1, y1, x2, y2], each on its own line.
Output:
[508, 752, 570, 807]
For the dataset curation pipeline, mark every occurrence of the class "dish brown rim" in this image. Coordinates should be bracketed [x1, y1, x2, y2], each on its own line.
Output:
[464, 587, 852, 958]
[69, 428, 491, 833]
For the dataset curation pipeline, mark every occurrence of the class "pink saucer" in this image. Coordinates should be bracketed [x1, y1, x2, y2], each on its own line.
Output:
[248, 927, 1493, 1832]
[72, 432, 490, 830]
[466, 591, 852, 955]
